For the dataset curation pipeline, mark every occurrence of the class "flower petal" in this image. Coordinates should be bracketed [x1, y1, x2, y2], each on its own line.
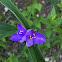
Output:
[17, 23, 26, 33]
[34, 32, 46, 44]
[25, 29, 34, 39]
[26, 39, 34, 47]
[10, 32, 23, 41]
[18, 35, 26, 43]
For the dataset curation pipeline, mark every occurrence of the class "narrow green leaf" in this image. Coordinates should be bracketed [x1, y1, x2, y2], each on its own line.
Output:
[28, 45, 45, 62]
[60, 43, 62, 50]
[0, 30, 17, 39]
[28, 46, 37, 62]
[34, 45, 45, 62]
[0, 22, 17, 34]
[0, 0, 30, 29]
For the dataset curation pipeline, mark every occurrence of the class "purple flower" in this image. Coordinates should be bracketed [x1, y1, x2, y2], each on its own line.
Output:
[10, 23, 27, 43]
[25, 29, 46, 47]
[10, 23, 46, 47]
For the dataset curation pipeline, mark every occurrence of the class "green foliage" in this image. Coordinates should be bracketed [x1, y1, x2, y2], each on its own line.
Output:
[0, 22, 17, 34]
[0, 38, 7, 49]
[57, 0, 62, 10]
[32, 3, 42, 12]
[48, 7, 56, 20]
[0, 53, 20, 62]
[0, 15, 3, 20]
[7, 52, 19, 62]
[0, 0, 62, 62]
[45, 0, 59, 8]
[0, 22, 17, 39]
[0, 0, 30, 29]
[22, 3, 42, 16]
[22, 2, 42, 29]
[0, 0, 45, 62]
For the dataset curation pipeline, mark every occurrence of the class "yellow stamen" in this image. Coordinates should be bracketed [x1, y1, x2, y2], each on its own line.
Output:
[33, 33, 35, 36]
[20, 30, 23, 32]
[30, 38, 32, 39]
[30, 36, 32, 39]
[30, 36, 31, 38]
[32, 37, 36, 38]
[19, 33, 22, 34]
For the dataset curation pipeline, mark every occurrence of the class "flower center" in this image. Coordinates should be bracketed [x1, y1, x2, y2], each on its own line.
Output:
[30, 33, 36, 39]
[17, 30, 23, 34]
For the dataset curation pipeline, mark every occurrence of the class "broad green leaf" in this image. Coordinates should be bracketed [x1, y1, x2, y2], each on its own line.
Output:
[33, 3, 42, 11]
[40, 17, 50, 25]
[51, 7, 56, 20]
[33, 21, 41, 29]
[48, 7, 56, 20]
[28, 20, 33, 27]
[32, 0, 37, 4]
[33, 17, 41, 29]
[39, 15, 52, 26]
[55, 18, 62, 26]
[57, 0, 62, 8]
[57, 3, 62, 8]
[22, 10, 29, 16]
[27, 3, 42, 15]
[22, 6, 33, 20]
